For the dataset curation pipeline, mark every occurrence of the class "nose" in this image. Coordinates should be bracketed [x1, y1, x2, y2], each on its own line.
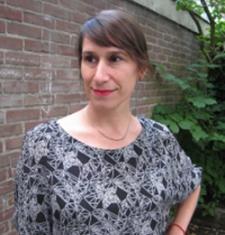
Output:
[94, 60, 110, 84]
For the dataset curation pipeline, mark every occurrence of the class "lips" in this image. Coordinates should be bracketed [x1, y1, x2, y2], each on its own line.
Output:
[92, 88, 116, 97]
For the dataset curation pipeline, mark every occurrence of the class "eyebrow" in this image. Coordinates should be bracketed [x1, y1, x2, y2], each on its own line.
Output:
[82, 49, 128, 56]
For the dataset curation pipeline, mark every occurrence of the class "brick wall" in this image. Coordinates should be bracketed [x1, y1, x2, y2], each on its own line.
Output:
[0, 0, 199, 234]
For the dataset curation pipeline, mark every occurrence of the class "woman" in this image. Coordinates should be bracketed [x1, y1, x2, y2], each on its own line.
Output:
[15, 10, 202, 235]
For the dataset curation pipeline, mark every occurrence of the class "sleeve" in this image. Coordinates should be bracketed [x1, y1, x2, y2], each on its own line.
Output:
[163, 128, 202, 204]
[14, 131, 53, 235]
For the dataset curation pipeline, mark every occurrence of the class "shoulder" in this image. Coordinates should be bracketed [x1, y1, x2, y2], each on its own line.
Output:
[25, 119, 58, 142]
[26, 119, 57, 135]
[139, 117, 171, 136]
[21, 120, 60, 162]
[139, 117, 179, 149]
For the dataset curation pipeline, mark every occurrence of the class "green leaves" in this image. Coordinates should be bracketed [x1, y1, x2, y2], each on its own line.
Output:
[176, 0, 204, 16]
[179, 119, 194, 130]
[212, 52, 225, 61]
[190, 125, 208, 141]
[187, 96, 217, 108]
[152, 60, 225, 216]
[152, 0, 225, 217]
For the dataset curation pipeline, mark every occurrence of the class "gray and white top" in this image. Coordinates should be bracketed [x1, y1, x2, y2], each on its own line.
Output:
[15, 117, 202, 235]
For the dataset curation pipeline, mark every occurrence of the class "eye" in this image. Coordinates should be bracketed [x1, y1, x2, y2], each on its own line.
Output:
[109, 54, 123, 63]
[82, 54, 97, 64]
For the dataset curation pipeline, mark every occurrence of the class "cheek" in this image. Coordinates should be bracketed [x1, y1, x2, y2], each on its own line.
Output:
[81, 66, 92, 81]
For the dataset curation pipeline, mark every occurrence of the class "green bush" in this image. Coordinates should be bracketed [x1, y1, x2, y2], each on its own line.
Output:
[152, 0, 225, 216]
[152, 60, 225, 216]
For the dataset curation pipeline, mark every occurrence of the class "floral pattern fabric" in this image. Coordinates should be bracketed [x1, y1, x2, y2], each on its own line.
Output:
[15, 117, 202, 235]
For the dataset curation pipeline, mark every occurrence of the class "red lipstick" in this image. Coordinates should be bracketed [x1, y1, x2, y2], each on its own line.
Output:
[93, 89, 114, 97]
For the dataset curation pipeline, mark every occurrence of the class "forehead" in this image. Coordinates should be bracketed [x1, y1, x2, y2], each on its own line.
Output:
[82, 37, 126, 54]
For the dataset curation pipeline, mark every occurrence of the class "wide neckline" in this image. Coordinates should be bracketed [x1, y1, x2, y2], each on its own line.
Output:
[54, 117, 147, 152]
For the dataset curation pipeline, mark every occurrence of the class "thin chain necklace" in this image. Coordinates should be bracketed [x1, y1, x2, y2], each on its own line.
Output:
[97, 117, 132, 142]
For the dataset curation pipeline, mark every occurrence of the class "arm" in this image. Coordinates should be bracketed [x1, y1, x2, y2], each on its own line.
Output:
[167, 185, 201, 235]
[15, 132, 52, 235]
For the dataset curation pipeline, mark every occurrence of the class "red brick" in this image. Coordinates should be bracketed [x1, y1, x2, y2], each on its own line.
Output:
[0, 124, 22, 138]
[0, 151, 20, 168]
[0, 196, 3, 211]
[8, 230, 18, 235]
[0, 168, 9, 182]
[0, 36, 22, 50]
[8, 165, 14, 178]
[7, 0, 41, 12]
[39, 81, 53, 93]
[58, 0, 78, 10]
[0, 2, 202, 233]
[0, 51, 3, 64]
[0, 95, 23, 108]
[0, 67, 23, 80]
[70, 11, 89, 24]
[6, 109, 40, 123]
[42, 29, 70, 44]
[24, 68, 54, 80]
[42, 0, 57, 2]
[43, 2, 70, 20]
[156, 54, 167, 62]
[5, 52, 40, 66]
[54, 44, 76, 57]
[5, 137, 22, 151]
[77, 0, 106, 9]
[41, 106, 68, 118]
[0, 5, 22, 22]
[10, 152, 20, 168]
[8, 22, 41, 39]
[0, 221, 9, 234]
[168, 56, 179, 64]
[24, 95, 53, 106]
[7, 192, 15, 207]
[0, 141, 2, 153]
[55, 93, 81, 104]
[40, 55, 71, 68]
[0, 153, 10, 168]
[70, 58, 79, 68]
[0, 20, 5, 33]
[24, 120, 43, 131]
[157, 38, 169, 49]
[0, 180, 14, 195]
[70, 35, 77, 46]
[24, 11, 55, 29]
[52, 81, 79, 92]
[56, 19, 79, 34]
[0, 110, 3, 125]
[0, 207, 14, 221]
[0, 111, 3, 123]
[3, 81, 39, 94]
[61, 0, 93, 16]
[55, 69, 79, 81]
[24, 39, 50, 53]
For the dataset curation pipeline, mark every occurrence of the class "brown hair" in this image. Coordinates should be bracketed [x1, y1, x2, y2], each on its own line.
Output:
[77, 9, 149, 71]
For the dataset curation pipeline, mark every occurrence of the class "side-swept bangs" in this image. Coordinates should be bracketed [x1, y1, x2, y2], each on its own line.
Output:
[77, 10, 149, 71]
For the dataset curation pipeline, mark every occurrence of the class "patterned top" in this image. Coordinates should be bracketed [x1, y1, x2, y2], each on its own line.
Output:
[15, 117, 202, 235]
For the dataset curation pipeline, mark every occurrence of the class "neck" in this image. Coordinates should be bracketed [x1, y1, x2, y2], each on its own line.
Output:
[84, 104, 132, 126]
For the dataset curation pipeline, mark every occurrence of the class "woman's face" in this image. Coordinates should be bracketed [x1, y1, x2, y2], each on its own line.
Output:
[81, 37, 144, 111]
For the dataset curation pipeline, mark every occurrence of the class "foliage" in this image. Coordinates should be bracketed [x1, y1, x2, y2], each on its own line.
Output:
[152, 0, 225, 216]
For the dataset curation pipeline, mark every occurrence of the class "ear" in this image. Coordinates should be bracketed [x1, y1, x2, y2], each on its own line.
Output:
[138, 67, 147, 80]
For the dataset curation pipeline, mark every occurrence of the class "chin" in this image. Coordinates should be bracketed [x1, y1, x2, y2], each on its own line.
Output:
[89, 101, 119, 111]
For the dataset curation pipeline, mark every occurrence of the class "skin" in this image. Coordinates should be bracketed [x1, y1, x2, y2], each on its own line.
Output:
[58, 37, 145, 149]
[59, 36, 201, 232]
[81, 37, 144, 113]
[167, 185, 201, 235]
